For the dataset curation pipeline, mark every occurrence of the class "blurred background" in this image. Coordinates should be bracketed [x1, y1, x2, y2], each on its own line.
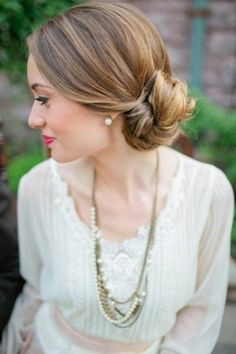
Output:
[0, 0, 235, 352]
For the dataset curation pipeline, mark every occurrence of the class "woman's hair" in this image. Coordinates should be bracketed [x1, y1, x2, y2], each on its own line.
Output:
[27, 1, 195, 150]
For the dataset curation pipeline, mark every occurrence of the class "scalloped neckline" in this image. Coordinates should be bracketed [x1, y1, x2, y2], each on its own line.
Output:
[50, 150, 184, 247]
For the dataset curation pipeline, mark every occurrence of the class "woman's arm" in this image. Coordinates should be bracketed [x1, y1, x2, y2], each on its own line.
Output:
[159, 168, 235, 354]
[1, 175, 43, 354]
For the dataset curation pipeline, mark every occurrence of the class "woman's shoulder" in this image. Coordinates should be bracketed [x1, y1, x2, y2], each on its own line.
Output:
[18, 158, 54, 197]
[21, 158, 52, 181]
[18, 156, 92, 199]
[173, 147, 211, 171]
[170, 147, 234, 203]
[171, 146, 226, 180]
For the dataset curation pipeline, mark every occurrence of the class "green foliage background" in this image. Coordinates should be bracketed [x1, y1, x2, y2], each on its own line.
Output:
[0, 0, 84, 81]
[181, 91, 236, 254]
[182, 90, 236, 187]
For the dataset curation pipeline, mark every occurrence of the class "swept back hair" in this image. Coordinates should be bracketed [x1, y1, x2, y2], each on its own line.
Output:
[27, 1, 195, 150]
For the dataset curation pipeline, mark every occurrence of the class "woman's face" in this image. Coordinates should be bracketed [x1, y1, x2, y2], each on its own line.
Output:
[27, 54, 120, 163]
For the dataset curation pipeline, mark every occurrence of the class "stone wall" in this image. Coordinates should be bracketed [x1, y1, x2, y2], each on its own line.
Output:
[206, 0, 236, 107]
[127, 0, 236, 108]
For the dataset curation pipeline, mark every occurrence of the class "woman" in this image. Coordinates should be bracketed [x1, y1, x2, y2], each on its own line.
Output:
[2, 1, 235, 353]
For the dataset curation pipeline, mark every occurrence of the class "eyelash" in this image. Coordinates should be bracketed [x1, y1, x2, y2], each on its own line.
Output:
[35, 96, 49, 106]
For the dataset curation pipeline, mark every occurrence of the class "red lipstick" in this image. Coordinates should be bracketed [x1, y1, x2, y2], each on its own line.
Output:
[43, 135, 56, 147]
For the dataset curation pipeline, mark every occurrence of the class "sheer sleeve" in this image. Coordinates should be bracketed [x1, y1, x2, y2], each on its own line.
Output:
[1, 175, 43, 354]
[159, 168, 235, 354]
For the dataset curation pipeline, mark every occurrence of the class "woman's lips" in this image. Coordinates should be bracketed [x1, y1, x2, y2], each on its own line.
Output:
[43, 135, 56, 147]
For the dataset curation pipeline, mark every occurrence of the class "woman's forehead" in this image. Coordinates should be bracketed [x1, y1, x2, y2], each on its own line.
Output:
[27, 54, 52, 89]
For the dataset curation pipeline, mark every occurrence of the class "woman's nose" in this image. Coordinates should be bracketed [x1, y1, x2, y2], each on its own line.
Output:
[28, 111, 45, 129]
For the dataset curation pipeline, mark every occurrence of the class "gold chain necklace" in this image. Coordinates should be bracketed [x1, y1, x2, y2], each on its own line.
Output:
[90, 151, 159, 327]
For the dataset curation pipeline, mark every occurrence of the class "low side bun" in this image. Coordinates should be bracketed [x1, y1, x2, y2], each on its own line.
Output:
[123, 70, 195, 151]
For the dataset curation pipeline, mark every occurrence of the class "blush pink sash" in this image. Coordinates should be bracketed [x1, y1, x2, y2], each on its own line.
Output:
[53, 306, 156, 354]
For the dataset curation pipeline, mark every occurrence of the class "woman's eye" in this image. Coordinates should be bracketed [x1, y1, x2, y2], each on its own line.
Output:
[35, 96, 49, 106]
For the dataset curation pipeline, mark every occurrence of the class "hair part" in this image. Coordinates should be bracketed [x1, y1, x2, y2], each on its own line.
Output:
[27, 0, 195, 151]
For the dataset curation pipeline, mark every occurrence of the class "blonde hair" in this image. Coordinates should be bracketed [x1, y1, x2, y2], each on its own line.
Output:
[27, 1, 195, 150]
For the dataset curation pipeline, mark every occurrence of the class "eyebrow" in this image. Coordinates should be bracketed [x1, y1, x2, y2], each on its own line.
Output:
[31, 83, 52, 90]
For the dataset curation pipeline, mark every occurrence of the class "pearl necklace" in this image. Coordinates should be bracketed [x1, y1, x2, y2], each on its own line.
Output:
[90, 151, 159, 327]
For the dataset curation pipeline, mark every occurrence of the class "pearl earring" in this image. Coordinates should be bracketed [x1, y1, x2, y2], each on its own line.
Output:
[104, 117, 113, 126]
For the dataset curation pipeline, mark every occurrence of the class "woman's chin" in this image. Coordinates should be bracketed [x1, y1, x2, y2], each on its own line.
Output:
[50, 151, 84, 164]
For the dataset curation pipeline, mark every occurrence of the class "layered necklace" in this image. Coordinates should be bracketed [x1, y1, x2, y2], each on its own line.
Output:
[90, 151, 159, 328]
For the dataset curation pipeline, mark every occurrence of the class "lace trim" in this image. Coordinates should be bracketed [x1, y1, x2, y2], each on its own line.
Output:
[49, 153, 186, 252]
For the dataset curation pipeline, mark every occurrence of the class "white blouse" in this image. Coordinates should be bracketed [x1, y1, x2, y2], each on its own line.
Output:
[2, 149, 235, 354]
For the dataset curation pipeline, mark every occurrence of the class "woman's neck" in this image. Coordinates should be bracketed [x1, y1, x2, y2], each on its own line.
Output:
[91, 145, 162, 205]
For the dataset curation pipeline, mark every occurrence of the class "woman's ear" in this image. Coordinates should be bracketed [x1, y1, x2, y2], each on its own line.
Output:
[110, 112, 123, 121]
